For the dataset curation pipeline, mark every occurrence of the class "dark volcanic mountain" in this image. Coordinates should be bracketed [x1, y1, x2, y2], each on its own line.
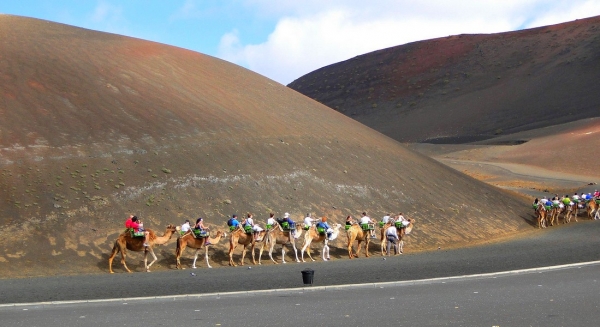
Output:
[0, 15, 531, 277]
[288, 16, 600, 143]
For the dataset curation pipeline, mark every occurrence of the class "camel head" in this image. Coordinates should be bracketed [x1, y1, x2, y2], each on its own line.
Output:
[165, 224, 179, 238]
[405, 218, 415, 235]
[329, 223, 342, 240]
[292, 225, 304, 239]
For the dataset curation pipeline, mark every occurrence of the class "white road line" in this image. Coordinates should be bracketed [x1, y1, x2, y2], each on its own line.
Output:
[2, 260, 599, 308]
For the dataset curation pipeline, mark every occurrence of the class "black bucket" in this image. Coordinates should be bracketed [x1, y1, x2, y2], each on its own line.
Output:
[301, 268, 314, 285]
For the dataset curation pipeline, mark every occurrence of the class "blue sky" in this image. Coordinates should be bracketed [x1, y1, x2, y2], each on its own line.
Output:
[2, 1, 600, 85]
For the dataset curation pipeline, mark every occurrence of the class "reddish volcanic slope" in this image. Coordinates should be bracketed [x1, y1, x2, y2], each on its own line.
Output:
[0, 15, 531, 277]
[288, 16, 600, 143]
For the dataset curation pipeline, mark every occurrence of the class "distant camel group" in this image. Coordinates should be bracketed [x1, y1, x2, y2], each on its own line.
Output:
[107, 216, 416, 273]
[533, 196, 600, 229]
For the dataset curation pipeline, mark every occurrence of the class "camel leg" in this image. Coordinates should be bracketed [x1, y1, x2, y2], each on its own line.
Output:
[347, 241, 354, 259]
[146, 248, 158, 272]
[228, 244, 237, 267]
[365, 239, 370, 257]
[240, 245, 247, 266]
[192, 249, 200, 269]
[399, 240, 404, 254]
[108, 242, 120, 274]
[301, 240, 314, 262]
[268, 241, 278, 264]
[281, 247, 287, 264]
[306, 246, 315, 262]
[205, 246, 212, 269]
[323, 241, 330, 261]
[355, 240, 363, 257]
[176, 241, 186, 269]
[250, 243, 257, 265]
[292, 241, 300, 263]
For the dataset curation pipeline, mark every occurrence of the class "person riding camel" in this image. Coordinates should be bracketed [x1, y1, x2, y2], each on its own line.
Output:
[125, 215, 149, 247]
[194, 217, 211, 245]
[303, 213, 315, 230]
[345, 215, 354, 226]
[360, 212, 376, 238]
[181, 219, 191, 235]
[316, 216, 333, 240]
[266, 213, 277, 230]
[245, 213, 263, 241]
[227, 214, 240, 231]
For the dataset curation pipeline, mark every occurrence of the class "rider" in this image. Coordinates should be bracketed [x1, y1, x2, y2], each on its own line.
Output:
[227, 214, 240, 230]
[282, 213, 295, 236]
[316, 216, 333, 240]
[303, 213, 315, 230]
[266, 213, 277, 230]
[345, 215, 354, 226]
[181, 219, 191, 234]
[194, 218, 211, 245]
[125, 215, 149, 247]
[245, 213, 263, 241]
[572, 193, 580, 205]
[382, 213, 391, 224]
[562, 194, 572, 206]
[360, 212, 376, 238]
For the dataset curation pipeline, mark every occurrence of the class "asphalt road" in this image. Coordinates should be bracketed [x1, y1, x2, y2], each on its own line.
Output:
[1, 262, 599, 326]
[1, 221, 600, 305]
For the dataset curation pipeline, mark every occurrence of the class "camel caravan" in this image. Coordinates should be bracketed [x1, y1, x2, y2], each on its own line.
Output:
[532, 191, 600, 229]
[107, 211, 416, 273]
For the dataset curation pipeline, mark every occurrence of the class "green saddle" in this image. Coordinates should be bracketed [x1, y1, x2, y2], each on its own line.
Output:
[361, 223, 374, 231]
[193, 229, 209, 238]
[127, 228, 144, 237]
[345, 224, 351, 230]
[244, 225, 253, 234]
[317, 227, 326, 235]
[378, 221, 385, 228]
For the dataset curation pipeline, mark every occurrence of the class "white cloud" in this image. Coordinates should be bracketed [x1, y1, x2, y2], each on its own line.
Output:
[218, 0, 600, 85]
[90, 1, 123, 24]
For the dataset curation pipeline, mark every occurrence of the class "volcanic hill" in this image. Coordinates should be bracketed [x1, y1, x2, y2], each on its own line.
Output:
[0, 15, 531, 278]
[288, 16, 600, 144]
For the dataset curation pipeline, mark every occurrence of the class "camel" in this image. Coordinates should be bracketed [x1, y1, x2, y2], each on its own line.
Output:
[564, 202, 578, 224]
[549, 203, 566, 226]
[300, 223, 342, 262]
[346, 222, 377, 259]
[228, 228, 268, 266]
[108, 224, 179, 273]
[258, 223, 303, 264]
[379, 218, 416, 255]
[534, 203, 548, 229]
[175, 230, 227, 269]
[587, 199, 599, 220]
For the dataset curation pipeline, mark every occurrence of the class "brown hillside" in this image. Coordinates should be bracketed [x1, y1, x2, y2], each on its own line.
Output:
[0, 15, 531, 278]
[288, 16, 600, 143]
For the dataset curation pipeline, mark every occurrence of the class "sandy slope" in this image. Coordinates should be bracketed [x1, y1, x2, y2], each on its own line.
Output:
[409, 118, 600, 197]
